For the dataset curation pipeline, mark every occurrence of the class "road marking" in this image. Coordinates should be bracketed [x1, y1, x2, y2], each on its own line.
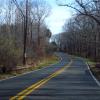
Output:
[10, 61, 72, 100]
[86, 62, 100, 87]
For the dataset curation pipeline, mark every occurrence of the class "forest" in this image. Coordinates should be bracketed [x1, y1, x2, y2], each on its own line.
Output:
[0, 0, 54, 73]
[55, 0, 100, 62]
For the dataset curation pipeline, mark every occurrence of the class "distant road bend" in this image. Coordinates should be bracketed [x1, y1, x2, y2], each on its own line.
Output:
[0, 53, 100, 100]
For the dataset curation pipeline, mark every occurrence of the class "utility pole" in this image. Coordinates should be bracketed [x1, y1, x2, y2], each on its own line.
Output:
[23, 0, 28, 65]
[12, 0, 28, 65]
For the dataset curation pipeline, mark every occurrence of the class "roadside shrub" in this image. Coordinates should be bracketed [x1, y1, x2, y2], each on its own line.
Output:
[0, 35, 22, 73]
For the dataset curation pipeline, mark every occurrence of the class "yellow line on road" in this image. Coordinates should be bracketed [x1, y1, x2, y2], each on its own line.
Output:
[10, 61, 72, 100]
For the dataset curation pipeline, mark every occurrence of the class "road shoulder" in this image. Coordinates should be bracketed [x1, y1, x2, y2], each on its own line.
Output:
[0, 55, 59, 81]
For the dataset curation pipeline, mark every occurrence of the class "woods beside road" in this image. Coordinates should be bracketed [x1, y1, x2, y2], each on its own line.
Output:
[54, 0, 100, 62]
[0, 0, 57, 74]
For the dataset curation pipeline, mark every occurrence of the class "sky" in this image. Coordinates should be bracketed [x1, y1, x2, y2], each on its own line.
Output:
[45, 0, 72, 35]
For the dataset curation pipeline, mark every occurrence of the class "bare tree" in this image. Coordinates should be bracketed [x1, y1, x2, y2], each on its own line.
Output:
[57, 0, 100, 61]
[31, 0, 51, 56]
[57, 0, 100, 25]
[12, 0, 29, 65]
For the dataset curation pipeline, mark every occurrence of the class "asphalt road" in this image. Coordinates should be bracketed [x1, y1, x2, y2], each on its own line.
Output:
[0, 53, 100, 100]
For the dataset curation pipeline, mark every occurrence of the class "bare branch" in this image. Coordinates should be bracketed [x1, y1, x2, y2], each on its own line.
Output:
[58, 0, 100, 25]
[12, 0, 25, 18]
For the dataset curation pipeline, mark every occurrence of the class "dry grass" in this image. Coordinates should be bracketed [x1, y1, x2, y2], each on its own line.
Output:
[0, 55, 59, 80]
[87, 59, 100, 81]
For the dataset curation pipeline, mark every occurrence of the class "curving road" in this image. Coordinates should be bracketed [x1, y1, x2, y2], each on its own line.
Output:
[0, 53, 100, 100]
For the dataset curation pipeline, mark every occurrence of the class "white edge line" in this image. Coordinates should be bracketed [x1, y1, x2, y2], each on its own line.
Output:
[86, 62, 100, 87]
[0, 54, 62, 82]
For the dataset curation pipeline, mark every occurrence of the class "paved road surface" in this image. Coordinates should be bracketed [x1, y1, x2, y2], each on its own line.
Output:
[0, 53, 100, 100]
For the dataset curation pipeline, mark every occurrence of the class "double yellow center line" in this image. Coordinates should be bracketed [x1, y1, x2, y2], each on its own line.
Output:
[10, 61, 72, 100]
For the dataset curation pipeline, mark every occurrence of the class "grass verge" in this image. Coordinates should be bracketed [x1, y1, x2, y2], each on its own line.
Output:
[86, 59, 100, 81]
[0, 55, 59, 80]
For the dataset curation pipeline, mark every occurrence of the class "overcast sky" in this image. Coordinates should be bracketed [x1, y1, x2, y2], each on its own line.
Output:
[45, 0, 72, 35]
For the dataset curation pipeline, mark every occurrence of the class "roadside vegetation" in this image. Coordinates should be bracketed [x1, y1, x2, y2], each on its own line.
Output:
[0, 55, 59, 80]
[55, 0, 100, 62]
[86, 59, 100, 81]
[0, 0, 59, 78]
